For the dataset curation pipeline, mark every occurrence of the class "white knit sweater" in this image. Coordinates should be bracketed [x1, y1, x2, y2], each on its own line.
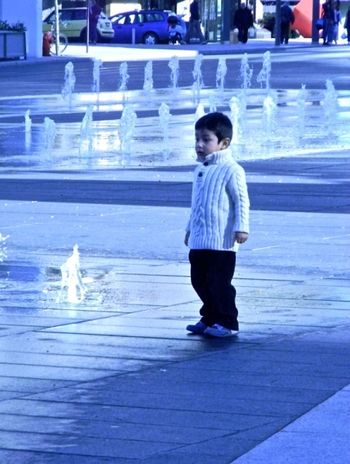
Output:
[186, 149, 250, 252]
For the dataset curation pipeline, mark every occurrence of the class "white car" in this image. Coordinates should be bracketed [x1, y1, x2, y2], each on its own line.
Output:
[43, 7, 114, 42]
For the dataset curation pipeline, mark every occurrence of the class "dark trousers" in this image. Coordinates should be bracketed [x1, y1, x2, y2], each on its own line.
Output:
[89, 20, 98, 44]
[189, 249, 238, 330]
[238, 27, 249, 43]
[323, 19, 334, 44]
[281, 23, 290, 44]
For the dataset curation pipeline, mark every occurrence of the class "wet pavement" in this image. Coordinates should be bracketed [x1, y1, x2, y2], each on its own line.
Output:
[0, 42, 349, 463]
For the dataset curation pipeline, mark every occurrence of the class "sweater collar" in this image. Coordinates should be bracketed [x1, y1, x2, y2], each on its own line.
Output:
[197, 148, 231, 164]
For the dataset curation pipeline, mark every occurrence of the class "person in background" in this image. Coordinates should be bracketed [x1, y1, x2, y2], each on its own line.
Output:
[89, 0, 102, 44]
[321, 0, 335, 45]
[168, 13, 187, 44]
[185, 0, 207, 44]
[332, 0, 341, 44]
[233, 3, 254, 44]
[344, 6, 350, 44]
[280, 1, 295, 44]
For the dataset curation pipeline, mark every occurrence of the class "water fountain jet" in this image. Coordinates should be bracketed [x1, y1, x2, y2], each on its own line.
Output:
[216, 57, 227, 93]
[43, 117, 56, 152]
[168, 56, 179, 90]
[92, 58, 102, 97]
[192, 54, 204, 101]
[62, 61, 76, 107]
[240, 53, 253, 90]
[257, 51, 271, 91]
[119, 104, 137, 155]
[143, 61, 154, 93]
[119, 61, 129, 92]
[58, 244, 85, 304]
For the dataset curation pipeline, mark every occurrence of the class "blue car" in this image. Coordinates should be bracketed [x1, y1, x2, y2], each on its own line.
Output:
[110, 9, 184, 44]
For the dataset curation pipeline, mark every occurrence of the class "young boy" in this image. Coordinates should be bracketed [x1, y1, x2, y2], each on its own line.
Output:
[185, 112, 250, 337]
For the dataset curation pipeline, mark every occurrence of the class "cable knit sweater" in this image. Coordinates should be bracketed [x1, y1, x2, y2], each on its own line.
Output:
[186, 149, 250, 252]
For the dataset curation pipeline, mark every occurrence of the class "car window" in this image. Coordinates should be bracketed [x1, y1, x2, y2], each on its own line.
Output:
[46, 12, 56, 23]
[60, 10, 74, 21]
[134, 14, 144, 24]
[74, 10, 87, 21]
[111, 11, 164, 25]
[117, 14, 131, 25]
[145, 13, 163, 22]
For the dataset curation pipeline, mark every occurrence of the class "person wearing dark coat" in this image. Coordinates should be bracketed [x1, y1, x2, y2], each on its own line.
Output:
[280, 2, 295, 44]
[345, 6, 350, 44]
[89, 1, 102, 44]
[321, 0, 335, 45]
[233, 3, 254, 44]
[185, 0, 207, 44]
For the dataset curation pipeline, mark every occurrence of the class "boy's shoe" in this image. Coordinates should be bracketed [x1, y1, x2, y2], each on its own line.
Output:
[186, 321, 207, 334]
[204, 324, 238, 338]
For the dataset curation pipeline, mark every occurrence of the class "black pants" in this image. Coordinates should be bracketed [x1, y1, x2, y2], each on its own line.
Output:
[281, 23, 290, 44]
[189, 249, 238, 330]
[238, 27, 248, 43]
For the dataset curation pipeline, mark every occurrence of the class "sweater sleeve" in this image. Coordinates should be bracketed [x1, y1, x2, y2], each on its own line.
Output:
[185, 167, 197, 232]
[227, 164, 250, 233]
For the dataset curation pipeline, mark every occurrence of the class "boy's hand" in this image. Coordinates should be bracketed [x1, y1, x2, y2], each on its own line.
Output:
[235, 231, 249, 244]
[184, 231, 190, 246]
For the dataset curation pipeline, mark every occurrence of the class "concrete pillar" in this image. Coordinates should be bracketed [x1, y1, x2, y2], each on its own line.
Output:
[0, 0, 42, 58]
[221, 0, 233, 42]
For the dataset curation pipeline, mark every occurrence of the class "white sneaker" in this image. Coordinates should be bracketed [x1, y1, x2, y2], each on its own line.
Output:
[204, 324, 239, 338]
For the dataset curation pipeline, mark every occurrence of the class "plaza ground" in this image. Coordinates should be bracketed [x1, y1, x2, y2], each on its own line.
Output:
[0, 40, 349, 463]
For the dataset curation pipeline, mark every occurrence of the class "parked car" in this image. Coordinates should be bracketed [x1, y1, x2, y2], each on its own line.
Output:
[43, 7, 114, 42]
[110, 9, 181, 44]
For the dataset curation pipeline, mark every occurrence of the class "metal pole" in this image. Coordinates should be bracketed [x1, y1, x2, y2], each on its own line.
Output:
[312, 0, 320, 43]
[86, 0, 90, 53]
[54, 0, 60, 55]
[274, 0, 281, 46]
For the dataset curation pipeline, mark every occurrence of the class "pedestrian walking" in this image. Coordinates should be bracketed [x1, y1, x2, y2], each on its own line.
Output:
[344, 6, 350, 43]
[89, 0, 102, 44]
[185, 0, 207, 44]
[185, 112, 250, 338]
[280, 1, 295, 44]
[332, 0, 341, 44]
[233, 3, 254, 44]
[321, 0, 335, 45]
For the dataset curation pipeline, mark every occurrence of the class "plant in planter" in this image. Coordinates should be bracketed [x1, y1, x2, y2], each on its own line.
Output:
[0, 21, 27, 60]
[0, 20, 26, 32]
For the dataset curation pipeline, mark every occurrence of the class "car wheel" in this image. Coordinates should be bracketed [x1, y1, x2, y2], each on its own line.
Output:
[143, 32, 159, 44]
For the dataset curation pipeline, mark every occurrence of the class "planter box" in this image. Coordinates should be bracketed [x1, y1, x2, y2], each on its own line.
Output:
[0, 31, 27, 60]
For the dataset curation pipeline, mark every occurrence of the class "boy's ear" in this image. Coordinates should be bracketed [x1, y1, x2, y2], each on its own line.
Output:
[221, 137, 231, 149]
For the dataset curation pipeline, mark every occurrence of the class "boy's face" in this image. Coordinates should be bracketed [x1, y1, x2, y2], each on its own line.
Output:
[195, 128, 230, 160]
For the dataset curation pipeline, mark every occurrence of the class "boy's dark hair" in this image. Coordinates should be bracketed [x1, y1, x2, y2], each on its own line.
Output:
[195, 112, 233, 142]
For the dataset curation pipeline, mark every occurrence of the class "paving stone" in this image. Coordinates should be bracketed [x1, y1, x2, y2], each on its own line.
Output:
[0, 450, 125, 464]
[0, 430, 177, 459]
[0, 412, 231, 444]
[0, 399, 283, 431]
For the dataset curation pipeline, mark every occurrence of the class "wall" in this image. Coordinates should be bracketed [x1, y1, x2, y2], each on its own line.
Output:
[0, 0, 42, 57]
